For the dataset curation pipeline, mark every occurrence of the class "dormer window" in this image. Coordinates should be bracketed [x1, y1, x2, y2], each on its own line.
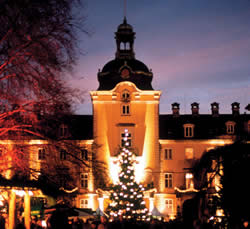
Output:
[59, 124, 68, 138]
[226, 121, 236, 134]
[183, 124, 194, 138]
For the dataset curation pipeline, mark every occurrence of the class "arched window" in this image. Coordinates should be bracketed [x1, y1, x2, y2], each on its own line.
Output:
[225, 121, 236, 134]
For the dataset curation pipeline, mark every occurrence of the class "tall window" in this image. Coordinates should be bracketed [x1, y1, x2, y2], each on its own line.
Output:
[80, 199, 88, 208]
[183, 124, 194, 138]
[121, 104, 130, 115]
[185, 173, 194, 189]
[165, 173, 173, 188]
[121, 129, 132, 147]
[80, 173, 88, 189]
[226, 121, 235, 134]
[164, 148, 172, 160]
[60, 150, 67, 160]
[80, 149, 88, 161]
[38, 148, 46, 160]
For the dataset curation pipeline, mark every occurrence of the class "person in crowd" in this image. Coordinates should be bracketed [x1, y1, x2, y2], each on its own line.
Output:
[97, 216, 108, 229]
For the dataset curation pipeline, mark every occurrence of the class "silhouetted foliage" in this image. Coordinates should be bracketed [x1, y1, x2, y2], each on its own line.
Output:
[0, 0, 91, 200]
[193, 141, 250, 226]
[0, 0, 86, 139]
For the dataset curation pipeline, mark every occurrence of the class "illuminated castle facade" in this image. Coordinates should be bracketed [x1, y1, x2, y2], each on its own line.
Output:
[81, 18, 250, 218]
[1, 18, 249, 222]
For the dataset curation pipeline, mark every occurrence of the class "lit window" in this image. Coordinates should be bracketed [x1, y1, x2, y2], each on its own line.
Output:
[80, 199, 88, 208]
[226, 121, 235, 134]
[165, 173, 173, 188]
[185, 173, 194, 189]
[121, 129, 132, 147]
[80, 173, 88, 189]
[185, 148, 194, 160]
[60, 150, 67, 160]
[165, 199, 173, 213]
[183, 124, 194, 138]
[121, 104, 130, 115]
[38, 148, 46, 160]
[80, 149, 88, 161]
[164, 148, 172, 160]
[248, 121, 250, 133]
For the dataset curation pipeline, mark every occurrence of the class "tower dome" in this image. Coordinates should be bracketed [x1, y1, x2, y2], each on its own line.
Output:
[97, 18, 153, 90]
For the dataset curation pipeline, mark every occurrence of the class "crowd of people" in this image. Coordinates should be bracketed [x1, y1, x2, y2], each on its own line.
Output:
[1, 212, 249, 229]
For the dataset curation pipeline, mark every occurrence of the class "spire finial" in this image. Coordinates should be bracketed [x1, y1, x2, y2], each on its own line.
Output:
[124, 0, 127, 19]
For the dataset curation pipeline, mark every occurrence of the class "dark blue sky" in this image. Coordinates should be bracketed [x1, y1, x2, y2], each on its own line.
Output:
[71, 0, 250, 114]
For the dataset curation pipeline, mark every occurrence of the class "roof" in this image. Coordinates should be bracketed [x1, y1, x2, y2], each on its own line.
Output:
[159, 114, 250, 140]
[98, 58, 153, 91]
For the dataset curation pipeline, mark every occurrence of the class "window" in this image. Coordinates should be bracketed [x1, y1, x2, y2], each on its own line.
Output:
[80, 199, 88, 208]
[183, 124, 194, 138]
[59, 124, 68, 137]
[248, 121, 250, 133]
[80, 149, 88, 161]
[60, 150, 67, 160]
[185, 148, 194, 160]
[121, 104, 130, 115]
[164, 148, 172, 160]
[165, 199, 173, 213]
[122, 90, 130, 101]
[121, 129, 132, 147]
[226, 121, 235, 134]
[185, 173, 194, 189]
[80, 173, 88, 189]
[165, 173, 173, 188]
[38, 148, 46, 160]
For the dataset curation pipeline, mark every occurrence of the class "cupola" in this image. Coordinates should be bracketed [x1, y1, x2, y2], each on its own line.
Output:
[97, 18, 153, 91]
[115, 17, 135, 59]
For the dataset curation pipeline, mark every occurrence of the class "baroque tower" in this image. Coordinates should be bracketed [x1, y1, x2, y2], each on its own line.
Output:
[90, 18, 161, 207]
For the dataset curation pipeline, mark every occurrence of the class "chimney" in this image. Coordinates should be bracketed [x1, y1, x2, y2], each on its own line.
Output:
[211, 102, 219, 117]
[231, 102, 240, 116]
[172, 103, 180, 117]
[191, 102, 199, 116]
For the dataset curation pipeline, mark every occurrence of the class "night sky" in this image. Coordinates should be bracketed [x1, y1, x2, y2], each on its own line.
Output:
[71, 0, 250, 115]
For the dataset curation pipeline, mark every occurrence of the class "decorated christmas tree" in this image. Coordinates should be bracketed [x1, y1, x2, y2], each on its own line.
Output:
[108, 129, 149, 221]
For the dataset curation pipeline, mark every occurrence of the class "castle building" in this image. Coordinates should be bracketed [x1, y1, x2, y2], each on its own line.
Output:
[84, 18, 249, 218]
[1, 18, 250, 222]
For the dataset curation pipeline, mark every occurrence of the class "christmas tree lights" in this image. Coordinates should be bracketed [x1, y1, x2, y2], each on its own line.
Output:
[108, 129, 150, 221]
